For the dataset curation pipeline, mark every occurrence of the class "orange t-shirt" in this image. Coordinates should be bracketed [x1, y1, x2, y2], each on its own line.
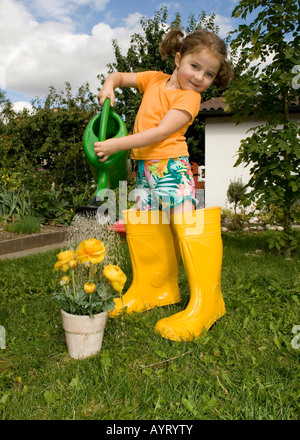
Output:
[131, 71, 201, 160]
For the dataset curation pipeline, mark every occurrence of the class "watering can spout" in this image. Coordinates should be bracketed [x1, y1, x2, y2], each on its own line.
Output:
[82, 98, 131, 201]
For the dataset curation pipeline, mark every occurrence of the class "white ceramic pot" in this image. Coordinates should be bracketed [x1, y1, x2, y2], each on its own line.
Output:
[61, 309, 108, 359]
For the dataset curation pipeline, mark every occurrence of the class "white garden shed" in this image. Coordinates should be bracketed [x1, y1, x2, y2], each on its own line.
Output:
[199, 97, 300, 209]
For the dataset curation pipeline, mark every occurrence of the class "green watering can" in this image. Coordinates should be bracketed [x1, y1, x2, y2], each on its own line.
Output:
[83, 98, 131, 203]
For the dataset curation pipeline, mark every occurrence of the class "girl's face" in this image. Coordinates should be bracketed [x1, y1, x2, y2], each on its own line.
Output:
[174, 49, 221, 92]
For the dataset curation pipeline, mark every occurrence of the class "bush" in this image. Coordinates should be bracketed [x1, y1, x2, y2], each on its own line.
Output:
[226, 178, 246, 214]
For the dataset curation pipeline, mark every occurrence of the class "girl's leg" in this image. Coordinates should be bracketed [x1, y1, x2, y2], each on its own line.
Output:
[109, 209, 181, 317]
[172, 198, 195, 215]
[109, 160, 181, 317]
[155, 207, 226, 341]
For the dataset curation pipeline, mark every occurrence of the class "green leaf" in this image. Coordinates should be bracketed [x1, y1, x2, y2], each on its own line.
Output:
[233, 8, 243, 18]
[206, 396, 218, 409]
[43, 390, 60, 404]
[100, 350, 112, 371]
[155, 350, 167, 358]
[289, 181, 298, 192]
[0, 391, 10, 408]
[182, 397, 197, 416]
[273, 337, 282, 349]
[69, 375, 82, 390]
[102, 299, 115, 311]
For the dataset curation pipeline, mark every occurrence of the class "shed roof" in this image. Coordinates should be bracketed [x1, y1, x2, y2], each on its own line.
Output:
[199, 97, 227, 117]
[199, 96, 300, 118]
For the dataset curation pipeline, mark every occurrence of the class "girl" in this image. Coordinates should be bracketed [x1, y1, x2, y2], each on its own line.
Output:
[94, 28, 232, 213]
[95, 29, 233, 341]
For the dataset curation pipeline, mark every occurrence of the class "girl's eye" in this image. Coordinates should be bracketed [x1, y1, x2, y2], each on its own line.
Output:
[192, 64, 199, 70]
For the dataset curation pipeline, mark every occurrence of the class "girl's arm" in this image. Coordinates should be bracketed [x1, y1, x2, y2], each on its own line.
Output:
[94, 108, 192, 162]
[98, 72, 137, 106]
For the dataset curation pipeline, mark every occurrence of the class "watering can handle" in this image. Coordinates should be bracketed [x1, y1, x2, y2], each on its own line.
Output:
[98, 98, 111, 142]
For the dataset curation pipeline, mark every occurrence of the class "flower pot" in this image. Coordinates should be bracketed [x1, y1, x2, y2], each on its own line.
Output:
[61, 309, 108, 359]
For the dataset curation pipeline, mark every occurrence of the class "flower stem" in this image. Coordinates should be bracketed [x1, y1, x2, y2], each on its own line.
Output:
[71, 270, 77, 301]
[89, 263, 92, 281]
[63, 285, 70, 299]
[89, 263, 96, 282]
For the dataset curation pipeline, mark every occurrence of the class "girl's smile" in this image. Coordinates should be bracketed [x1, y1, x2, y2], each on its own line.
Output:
[167, 49, 221, 93]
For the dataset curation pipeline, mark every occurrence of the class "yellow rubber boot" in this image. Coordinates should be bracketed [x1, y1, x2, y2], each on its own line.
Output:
[109, 209, 181, 318]
[155, 207, 225, 341]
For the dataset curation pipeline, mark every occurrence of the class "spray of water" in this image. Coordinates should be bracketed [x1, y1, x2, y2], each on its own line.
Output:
[66, 212, 126, 268]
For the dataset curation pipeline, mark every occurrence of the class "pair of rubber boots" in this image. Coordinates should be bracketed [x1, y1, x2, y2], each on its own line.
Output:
[109, 207, 226, 341]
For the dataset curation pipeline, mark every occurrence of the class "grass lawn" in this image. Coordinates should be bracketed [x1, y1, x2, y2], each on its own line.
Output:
[0, 231, 299, 420]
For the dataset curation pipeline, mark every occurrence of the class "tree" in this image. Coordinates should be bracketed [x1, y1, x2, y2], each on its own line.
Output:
[223, 0, 300, 256]
[0, 83, 99, 220]
[0, 89, 15, 127]
[98, 7, 229, 164]
[227, 178, 246, 214]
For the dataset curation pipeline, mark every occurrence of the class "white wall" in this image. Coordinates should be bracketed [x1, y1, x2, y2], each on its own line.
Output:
[204, 113, 300, 209]
[204, 116, 254, 208]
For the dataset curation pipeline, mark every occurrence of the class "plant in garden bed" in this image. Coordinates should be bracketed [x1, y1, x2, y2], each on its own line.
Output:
[222, 207, 250, 231]
[226, 178, 246, 215]
[5, 214, 41, 234]
[53, 238, 127, 317]
[0, 183, 33, 222]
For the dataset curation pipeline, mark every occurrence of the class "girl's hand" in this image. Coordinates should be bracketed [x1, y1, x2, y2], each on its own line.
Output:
[97, 72, 137, 107]
[97, 86, 115, 107]
[94, 138, 120, 162]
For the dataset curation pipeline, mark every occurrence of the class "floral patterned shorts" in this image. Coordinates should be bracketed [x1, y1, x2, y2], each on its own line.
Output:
[135, 156, 197, 211]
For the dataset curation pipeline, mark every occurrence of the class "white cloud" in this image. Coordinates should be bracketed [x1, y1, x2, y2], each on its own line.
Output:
[157, 2, 181, 13]
[0, 0, 142, 101]
[0, 65, 5, 89]
[13, 101, 33, 113]
[22, 0, 110, 23]
[214, 14, 234, 38]
[123, 12, 143, 29]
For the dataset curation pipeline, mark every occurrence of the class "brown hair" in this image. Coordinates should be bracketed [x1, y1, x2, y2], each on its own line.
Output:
[159, 28, 233, 89]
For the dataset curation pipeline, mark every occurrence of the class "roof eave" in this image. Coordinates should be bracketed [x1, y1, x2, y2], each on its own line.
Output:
[199, 105, 300, 119]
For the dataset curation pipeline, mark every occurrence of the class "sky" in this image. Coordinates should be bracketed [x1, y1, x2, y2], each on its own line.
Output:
[0, 0, 246, 112]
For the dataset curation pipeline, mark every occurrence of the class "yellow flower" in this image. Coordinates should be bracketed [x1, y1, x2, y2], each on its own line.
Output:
[60, 276, 71, 286]
[76, 239, 106, 265]
[69, 259, 77, 270]
[54, 250, 76, 272]
[103, 265, 127, 293]
[83, 281, 96, 294]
